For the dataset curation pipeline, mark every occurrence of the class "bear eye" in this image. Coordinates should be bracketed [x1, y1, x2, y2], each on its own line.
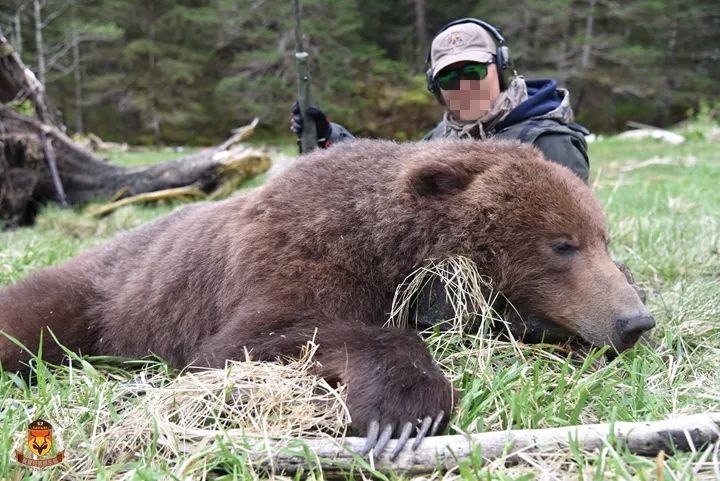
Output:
[552, 241, 578, 255]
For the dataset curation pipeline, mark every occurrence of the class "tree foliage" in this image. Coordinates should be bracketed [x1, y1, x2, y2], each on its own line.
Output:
[1, 0, 717, 144]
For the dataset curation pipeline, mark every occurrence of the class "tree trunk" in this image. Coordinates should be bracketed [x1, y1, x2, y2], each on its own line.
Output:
[33, 0, 45, 87]
[70, 0, 83, 134]
[0, 30, 56, 124]
[414, 0, 428, 65]
[13, 12, 22, 56]
[148, 9, 161, 144]
[72, 21, 83, 134]
[580, 0, 596, 71]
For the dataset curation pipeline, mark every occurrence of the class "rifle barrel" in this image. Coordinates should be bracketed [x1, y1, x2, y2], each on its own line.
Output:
[293, 0, 317, 154]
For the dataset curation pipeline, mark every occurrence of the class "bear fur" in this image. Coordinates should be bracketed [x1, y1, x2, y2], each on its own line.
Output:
[0, 139, 652, 437]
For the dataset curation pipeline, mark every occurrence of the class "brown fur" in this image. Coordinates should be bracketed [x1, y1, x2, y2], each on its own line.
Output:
[0, 139, 650, 435]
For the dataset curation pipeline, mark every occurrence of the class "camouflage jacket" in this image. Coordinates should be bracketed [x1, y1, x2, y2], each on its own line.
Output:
[327, 80, 590, 183]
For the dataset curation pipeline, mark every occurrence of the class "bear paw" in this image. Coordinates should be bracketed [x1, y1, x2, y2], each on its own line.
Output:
[344, 352, 454, 459]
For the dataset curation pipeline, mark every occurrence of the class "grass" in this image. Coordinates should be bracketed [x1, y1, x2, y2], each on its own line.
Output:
[104, 146, 199, 167]
[1, 128, 719, 479]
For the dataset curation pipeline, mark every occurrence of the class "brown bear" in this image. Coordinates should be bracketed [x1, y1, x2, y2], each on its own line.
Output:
[0, 139, 653, 455]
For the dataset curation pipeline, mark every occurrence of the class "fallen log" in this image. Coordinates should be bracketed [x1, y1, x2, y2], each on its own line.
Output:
[0, 105, 270, 227]
[1, 32, 271, 228]
[248, 412, 720, 475]
[616, 123, 686, 145]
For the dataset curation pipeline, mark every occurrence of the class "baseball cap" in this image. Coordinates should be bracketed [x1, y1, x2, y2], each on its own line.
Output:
[431, 23, 496, 78]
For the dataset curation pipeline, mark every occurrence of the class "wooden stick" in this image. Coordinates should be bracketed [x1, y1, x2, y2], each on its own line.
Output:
[220, 117, 259, 151]
[247, 412, 720, 475]
[86, 185, 205, 217]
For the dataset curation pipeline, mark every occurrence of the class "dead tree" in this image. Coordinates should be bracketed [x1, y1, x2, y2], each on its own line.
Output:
[0, 32, 271, 228]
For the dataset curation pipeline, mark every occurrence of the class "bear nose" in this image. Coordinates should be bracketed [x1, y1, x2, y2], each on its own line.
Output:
[617, 315, 656, 339]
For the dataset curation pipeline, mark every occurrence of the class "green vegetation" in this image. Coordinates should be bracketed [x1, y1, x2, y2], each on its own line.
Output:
[0, 126, 719, 478]
[104, 147, 198, 167]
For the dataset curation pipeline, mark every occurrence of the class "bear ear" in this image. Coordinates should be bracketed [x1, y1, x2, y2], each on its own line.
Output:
[404, 160, 474, 197]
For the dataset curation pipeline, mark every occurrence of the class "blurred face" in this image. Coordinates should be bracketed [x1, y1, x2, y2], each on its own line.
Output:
[438, 62, 501, 121]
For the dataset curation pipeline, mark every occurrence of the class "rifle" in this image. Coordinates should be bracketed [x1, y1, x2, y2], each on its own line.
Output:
[293, 0, 317, 154]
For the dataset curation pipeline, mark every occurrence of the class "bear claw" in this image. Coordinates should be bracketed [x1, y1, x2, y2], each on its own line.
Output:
[431, 410, 445, 436]
[389, 422, 414, 460]
[360, 410, 446, 459]
[373, 424, 394, 456]
[412, 415, 433, 451]
[359, 420, 380, 456]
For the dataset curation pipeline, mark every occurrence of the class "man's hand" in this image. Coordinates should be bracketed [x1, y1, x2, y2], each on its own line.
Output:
[290, 101, 332, 148]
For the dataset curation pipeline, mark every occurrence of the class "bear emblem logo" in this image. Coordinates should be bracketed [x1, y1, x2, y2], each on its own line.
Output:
[15, 419, 65, 469]
[28, 420, 52, 456]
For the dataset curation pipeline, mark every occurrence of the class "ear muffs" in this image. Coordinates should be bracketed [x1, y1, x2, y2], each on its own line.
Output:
[426, 18, 516, 97]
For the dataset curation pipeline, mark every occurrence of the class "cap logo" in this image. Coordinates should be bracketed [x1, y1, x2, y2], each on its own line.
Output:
[447, 33, 466, 52]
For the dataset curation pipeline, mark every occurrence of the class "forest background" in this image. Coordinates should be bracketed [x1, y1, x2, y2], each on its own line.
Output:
[1, 0, 718, 145]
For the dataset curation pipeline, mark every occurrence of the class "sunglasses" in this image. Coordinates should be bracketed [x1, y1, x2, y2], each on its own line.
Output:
[435, 62, 493, 90]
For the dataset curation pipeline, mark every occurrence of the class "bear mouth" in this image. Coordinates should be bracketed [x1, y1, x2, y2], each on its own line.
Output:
[506, 311, 576, 345]
[516, 317, 576, 344]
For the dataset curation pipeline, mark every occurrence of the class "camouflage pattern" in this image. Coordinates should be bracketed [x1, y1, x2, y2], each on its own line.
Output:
[423, 87, 590, 182]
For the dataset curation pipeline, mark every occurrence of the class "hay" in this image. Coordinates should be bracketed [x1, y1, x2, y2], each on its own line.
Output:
[385, 256, 539, 371]
[56, 346, 349, 479]
[386, 256, 503, 333]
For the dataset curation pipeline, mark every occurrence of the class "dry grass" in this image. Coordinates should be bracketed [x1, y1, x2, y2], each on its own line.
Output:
[3, 346, 351, 480]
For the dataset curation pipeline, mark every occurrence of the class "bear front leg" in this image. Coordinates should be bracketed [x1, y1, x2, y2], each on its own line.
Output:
[195, 317, 454, 458]
[317, 325, 454, 458]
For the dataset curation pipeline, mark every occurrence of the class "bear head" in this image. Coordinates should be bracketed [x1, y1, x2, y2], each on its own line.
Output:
[401, 140, 654, 353]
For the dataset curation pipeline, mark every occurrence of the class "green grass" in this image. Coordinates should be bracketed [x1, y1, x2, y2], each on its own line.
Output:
[1, 132, 719, 479]
[105, 146, 199, 167]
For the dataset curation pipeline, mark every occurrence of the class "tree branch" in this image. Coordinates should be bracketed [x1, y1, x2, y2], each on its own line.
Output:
[249, 412, 720, 476]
